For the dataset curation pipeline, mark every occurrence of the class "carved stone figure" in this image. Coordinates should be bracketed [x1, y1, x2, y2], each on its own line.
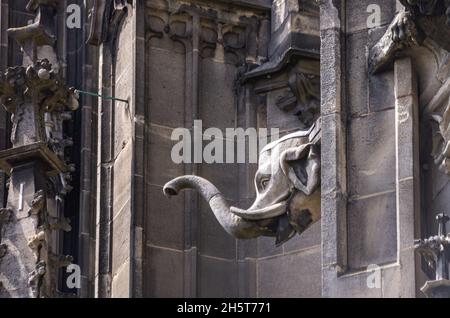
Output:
[27, 190, 46, 216]
[369, 0, 450, 74]
[164, 122, 321, 245]
[28, 260, 46, 293]
[27, 231, 45, 251]
[369, 2, 450, 177]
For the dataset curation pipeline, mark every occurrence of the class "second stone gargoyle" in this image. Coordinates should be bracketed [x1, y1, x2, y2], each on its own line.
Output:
[163, 126, 321, 245]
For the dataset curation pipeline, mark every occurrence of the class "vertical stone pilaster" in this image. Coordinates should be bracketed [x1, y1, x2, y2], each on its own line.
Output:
[95, 43, 113, 298]
[393, 57, 420, 297]
[131, 1, 146, 298]
[320, 0, 348, 297]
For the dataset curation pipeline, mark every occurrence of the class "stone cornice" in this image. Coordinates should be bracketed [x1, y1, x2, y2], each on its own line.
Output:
[214, 0, 272, 10]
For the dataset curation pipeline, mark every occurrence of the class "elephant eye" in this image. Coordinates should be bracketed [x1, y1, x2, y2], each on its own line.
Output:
[260, 178, 270, 190]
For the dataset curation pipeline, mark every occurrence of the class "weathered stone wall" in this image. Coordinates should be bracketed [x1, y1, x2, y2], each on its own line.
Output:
[140, 0, 324, 298]
[144, 0, 192, 297]
[250, 0, 321, 298]
[345, 0, 399, 272]
[110, 15, 135, 298]
[95, 7, 130, 299]
[3, 0, 443, 298]
[90, 0, 449, 299]
[142, 0, 270, 298]
[320, 0, 427, 297]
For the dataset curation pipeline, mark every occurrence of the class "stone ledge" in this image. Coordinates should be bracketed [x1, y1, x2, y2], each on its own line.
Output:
[0, 142, 68, 176]
[215, 0, 272, 10]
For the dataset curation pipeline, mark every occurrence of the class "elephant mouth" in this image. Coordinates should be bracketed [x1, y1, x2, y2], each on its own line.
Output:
[230, 197, 289, 221]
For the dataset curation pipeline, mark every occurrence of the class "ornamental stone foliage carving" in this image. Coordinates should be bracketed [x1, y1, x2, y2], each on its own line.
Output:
[0, 60, 78, 149]
[144, 0, 266, 66]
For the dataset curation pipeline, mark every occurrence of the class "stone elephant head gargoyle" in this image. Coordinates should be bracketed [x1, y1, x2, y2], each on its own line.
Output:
[163, 125, 321, 245]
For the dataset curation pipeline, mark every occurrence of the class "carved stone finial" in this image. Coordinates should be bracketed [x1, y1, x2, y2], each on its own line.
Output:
[0, 60, 77, 150]
[7, 1, 58, 64]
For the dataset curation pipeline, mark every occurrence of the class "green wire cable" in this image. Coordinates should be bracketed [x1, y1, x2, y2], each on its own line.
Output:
[75, 89, 129, 105]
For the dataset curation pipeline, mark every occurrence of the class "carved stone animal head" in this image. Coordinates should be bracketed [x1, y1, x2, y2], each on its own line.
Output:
[163, 124, 321, 245]
[230, 129, 321, 244]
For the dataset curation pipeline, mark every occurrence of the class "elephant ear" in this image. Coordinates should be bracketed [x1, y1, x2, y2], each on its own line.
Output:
[280, 143, 320, 196]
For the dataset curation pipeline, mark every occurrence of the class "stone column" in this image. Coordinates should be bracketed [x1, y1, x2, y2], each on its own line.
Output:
[0, 0, 77, 298]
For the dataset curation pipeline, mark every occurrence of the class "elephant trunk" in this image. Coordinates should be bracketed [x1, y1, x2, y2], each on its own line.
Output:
[163, 175, 264, 239]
